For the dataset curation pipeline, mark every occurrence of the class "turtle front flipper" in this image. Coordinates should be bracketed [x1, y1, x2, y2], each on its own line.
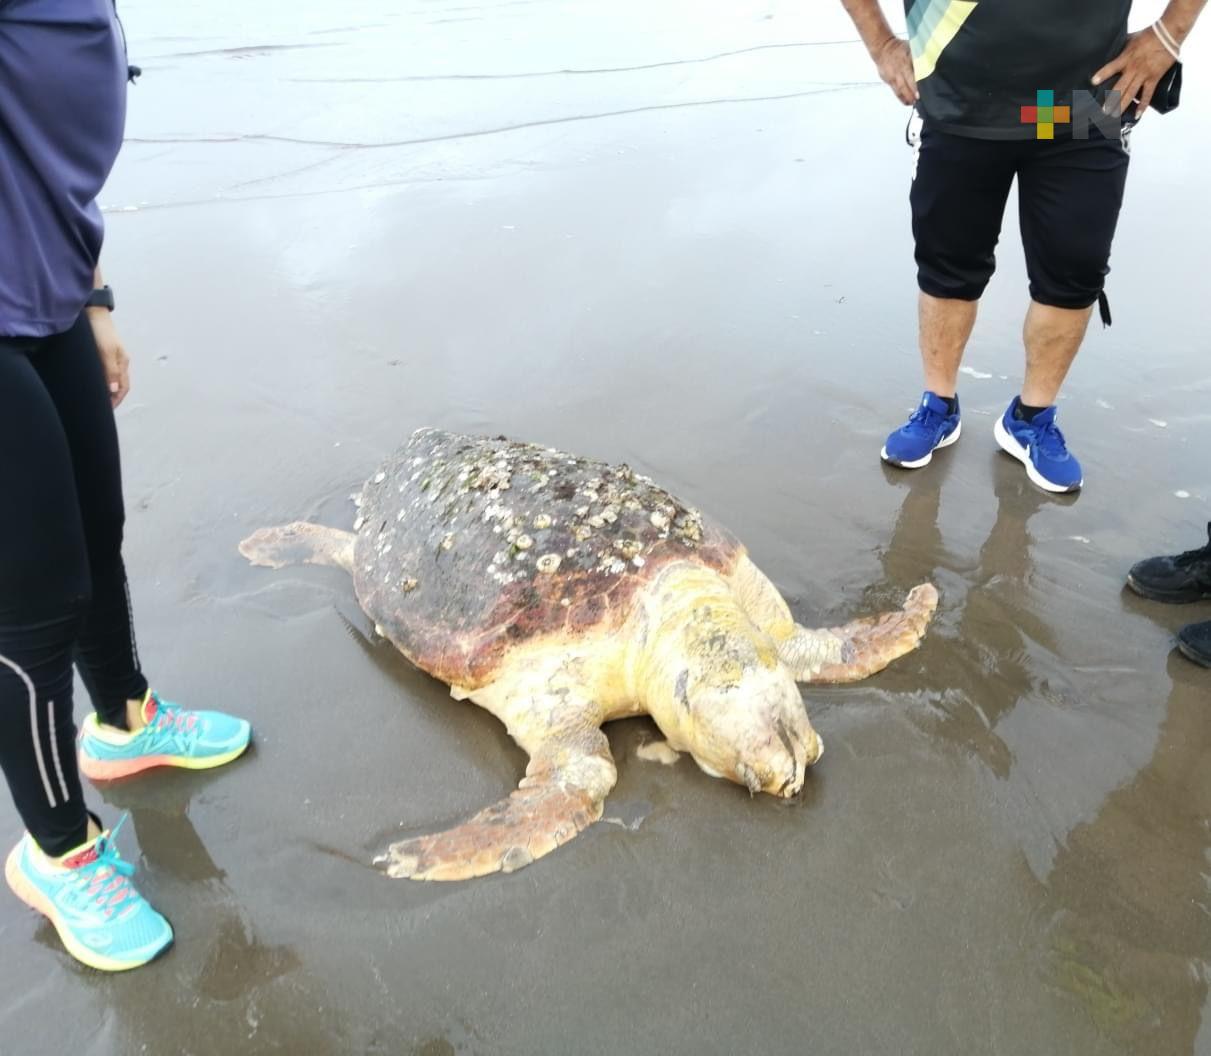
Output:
[378, 721, 616, 881]
[728, 556, 939, 684]
[781, 583, 939, 683]
[239, 522, 355, 573]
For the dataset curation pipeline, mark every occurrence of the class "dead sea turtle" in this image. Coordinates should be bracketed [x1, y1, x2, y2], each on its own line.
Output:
[240, 429, 937, 881]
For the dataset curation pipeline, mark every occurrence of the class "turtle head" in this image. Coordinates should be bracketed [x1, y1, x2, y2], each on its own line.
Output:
[641, 581, 823, 798]
[678, 661, 822, 798]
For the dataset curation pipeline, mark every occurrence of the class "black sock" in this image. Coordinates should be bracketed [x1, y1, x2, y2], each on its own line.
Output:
[940, 395, 958, 415]
[1014, 399, 1048, 422]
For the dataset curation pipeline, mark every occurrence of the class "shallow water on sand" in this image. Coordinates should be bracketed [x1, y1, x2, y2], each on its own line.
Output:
[2, 2, 1210, 1053]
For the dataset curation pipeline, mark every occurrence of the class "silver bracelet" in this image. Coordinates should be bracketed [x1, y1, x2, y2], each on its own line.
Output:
[1152, 19, 1181, 62]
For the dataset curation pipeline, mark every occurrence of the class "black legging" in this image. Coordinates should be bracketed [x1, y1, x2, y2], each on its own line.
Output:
[0, 313, 147, 856]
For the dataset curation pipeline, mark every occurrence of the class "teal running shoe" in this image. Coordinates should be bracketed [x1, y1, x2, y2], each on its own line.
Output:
[79, 691, 252, 781]
[5, 817, 173, 971]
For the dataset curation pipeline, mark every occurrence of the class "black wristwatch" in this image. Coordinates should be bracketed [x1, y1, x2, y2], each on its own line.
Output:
[86, 285, 115, 311]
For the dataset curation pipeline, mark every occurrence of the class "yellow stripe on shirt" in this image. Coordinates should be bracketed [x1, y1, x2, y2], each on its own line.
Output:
[912, 0, 978, 81]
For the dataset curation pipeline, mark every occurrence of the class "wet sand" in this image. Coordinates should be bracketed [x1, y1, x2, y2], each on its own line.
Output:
[2, 1, 1210, 1053]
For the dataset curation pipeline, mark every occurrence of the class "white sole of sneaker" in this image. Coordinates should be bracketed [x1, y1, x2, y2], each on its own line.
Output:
[993, 415, 1082, 494]
[881, 419, 962, 469]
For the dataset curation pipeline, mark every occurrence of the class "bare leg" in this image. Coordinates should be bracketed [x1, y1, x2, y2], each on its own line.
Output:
[29, 816, 102, 870]
[1020, 300, 1092, 406]
[123, 693, 150, 732]
[920, 292, 978, 397]
[85, 690, 153, 733]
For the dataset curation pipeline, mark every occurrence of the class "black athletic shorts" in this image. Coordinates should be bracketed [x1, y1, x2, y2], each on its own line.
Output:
[909, 124, 1130, 311]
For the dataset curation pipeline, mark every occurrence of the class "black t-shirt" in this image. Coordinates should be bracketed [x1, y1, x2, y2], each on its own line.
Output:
[906, 0, 1132, 138]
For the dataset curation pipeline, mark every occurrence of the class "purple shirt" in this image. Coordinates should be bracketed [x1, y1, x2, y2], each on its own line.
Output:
[0, 0, 127, 337]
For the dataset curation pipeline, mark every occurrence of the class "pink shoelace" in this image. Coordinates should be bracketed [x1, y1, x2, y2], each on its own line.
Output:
[146, 694, 199, 737]
[61, 818, 140, 920]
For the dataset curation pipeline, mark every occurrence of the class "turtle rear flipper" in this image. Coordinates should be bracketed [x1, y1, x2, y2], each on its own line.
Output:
[782, 583, 939, 683]
[378, 721, 616, 881]
[239, 522, 355, 573]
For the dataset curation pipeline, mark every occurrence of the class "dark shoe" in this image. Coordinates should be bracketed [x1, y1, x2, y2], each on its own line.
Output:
[1177, 621, 1211, 668]
[1126, 523, 1211, 603]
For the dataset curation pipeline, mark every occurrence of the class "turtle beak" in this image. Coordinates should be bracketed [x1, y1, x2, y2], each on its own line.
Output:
[773, 726, 823, 799]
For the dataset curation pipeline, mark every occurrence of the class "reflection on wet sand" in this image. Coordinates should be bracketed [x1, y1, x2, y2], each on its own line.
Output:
[82, 779, 352, 1053]
[118, 800, 300, 1002]
[1044, 656, 1211, 1052]
[877, 455, 1074, 778]
[873, 455, 1211, 1052]
[2, 0, 1207, 1050]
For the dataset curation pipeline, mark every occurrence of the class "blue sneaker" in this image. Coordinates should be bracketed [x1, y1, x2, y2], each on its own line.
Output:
[79, 691, 252, 781]
[5, 817, 173, 971]
[881, 391, 962, 468]
[994, 398, 1083, 493]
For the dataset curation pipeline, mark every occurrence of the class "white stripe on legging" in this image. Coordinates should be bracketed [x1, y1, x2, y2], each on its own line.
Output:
[124, 577, 140, 670]
[0, 653, 58, 808]
[47, 699, 70, 803]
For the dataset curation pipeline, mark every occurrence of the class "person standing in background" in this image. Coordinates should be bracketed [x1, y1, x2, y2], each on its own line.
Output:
[840, 0, 1206, 493]
[1, 0, 252, 971]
